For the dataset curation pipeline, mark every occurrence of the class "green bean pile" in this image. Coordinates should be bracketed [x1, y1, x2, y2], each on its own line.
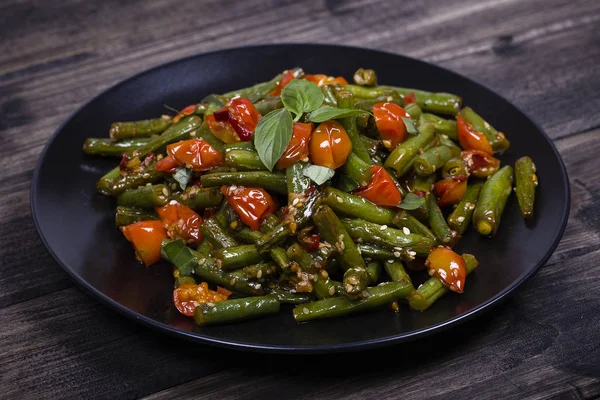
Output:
[84, 67, 538, 326]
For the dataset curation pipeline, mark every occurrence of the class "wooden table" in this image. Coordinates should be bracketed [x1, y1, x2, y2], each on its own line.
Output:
[1, 0, 599, 398]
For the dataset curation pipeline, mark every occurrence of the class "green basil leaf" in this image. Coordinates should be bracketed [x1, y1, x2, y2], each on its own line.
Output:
[402, 117, 418, 135]
[254, 108, 293, 171]
[337, 175, 359, 192]
[173, 165, 192, 190]
[307, 106, 370, 123]
[398, 193, 426, 210]
[281, 79, 323, 121]
[160, 239, 196, 276]
[303, 165, 335, 185]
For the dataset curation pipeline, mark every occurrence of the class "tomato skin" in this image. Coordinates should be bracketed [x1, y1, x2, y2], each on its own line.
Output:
[456, 114, 493, 155]
[206, 98, 261, 143]
[173, 282, 230, 317]
[173, 104, 197, 124]
[269, 70, 295, 96]
[373, 102, 410, 150]
[155, 155, 179, 173]
[121, 220, 168, 266]
[156, 202, 203, 245]
[426, 247, 467, 293]
[434, 176, 468, 207]
[461, 150, 500, 178]
[404, 92, 417, 105]
[354, 166, 402, 207]
[221, 186, 277, 231]
[304, 74, 348, 86]
[166, 138, 223, 171]
[309, 120, 352, 169]
[276, 122, 313, 169]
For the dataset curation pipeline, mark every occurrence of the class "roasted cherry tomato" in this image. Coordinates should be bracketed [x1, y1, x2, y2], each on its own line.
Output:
[309, 120, 352, 169]
[434, 176, 468, 207]
[156, 202, 203, 245]
[172, 104, 197, 124]
[154, 155, 179, 173]
[403, 92, 417, 105]
[206, 98, 261, 143]
[354, 165, 402, 207]
[456, 114, 493, 155]
[221, 186, 277, 231]
[426, 247, 467, 293]
[304, 74, 348, 86]
[173, 282, 230, 317]
[121, 220, 168, 266]
[166, 138, 223, 171]
[461, 150, 500, 178]
[269, 70, 295, 96]
[276, 122, 313, 169]
[373, 102, 410, 150]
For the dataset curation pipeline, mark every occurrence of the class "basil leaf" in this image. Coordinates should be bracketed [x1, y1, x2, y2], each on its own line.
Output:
[402, 117, 418, 135]
[398, 193, 426, 210]
[337, 175, 359, 192]
[303, 165, 335, 185]
[160, 239, 196, 276]
[281, 79, 323, 121]
[254, 108, 293, 171]
[173, 165, 192, 190]
[308, 106, 370, 123]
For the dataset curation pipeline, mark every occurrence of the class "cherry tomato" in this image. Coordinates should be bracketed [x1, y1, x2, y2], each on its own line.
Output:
[276, 122, 313, 169]
[269, 70, 295, 96]
[173, 282, 230, 317]
[426, 247, 467, 293]
[354, 165, 402, 207]
[206, 98, 261, 143]
[309, 120, 352, 169]
[156, 202, 203, 245]
[461, 150, 500, 178]
[172, 104, 197, 124]
[121, 220, 168, 266]
[304, 74, 348, 86]
[373, 102, 410, 150]
[154, 155, 179, 173]
[456, 114, 493, 155]
[404, 92, 417, 105]
[221, 186, 277, 231]
[166, 138, 223, 171]
[434, 176, 468, 207]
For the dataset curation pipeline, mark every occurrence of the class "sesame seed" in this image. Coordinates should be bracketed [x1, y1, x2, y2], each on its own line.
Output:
[339, 241, 345, 250]
[189, 130, 196, 137]
[162, 187, 169, 196]
[157, 154, 164, 160]
[206, 302, 215, 307]
[361, 181, 368, 186]
[428, 269, 435, 276]
[380, 225, 388, 230]
[403, 227, 410, 235]
[303, 307, 310, 314]
[394, 251, 401, 258]
[257, 270, 263, 279]
[230, 278, 236, 285]
[292, 198, 299, 206]
[169, 199, 178, 205]
[146, 183, 152, 187]
[387, 259, 394, 263]
[457, 216, 465, 222]
[345, 284, 353, 292]
[357, 238, 363, 243]
[255, 283, 262, 289]
[328, 286, 336, 296]
[197, 258, 206, 265]
[409, 250, 417, 257]
[338, 234, 344, 241]
[142, 173, 150, 179]
[157, 196, 165, 201]
[337, 197, 344, 203]
[230, 185, 238, 192]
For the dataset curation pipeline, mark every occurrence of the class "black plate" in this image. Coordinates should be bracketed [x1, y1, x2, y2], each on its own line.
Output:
[31, 44, 569, 353]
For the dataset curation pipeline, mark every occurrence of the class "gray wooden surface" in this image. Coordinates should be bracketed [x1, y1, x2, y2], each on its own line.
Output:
[1, 0, 599, 398]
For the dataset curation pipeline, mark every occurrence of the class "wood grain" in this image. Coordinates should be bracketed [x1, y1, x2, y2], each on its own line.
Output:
[0, 0, 599, 398]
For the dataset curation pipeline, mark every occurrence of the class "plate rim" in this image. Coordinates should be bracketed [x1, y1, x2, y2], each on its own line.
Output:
[30, 43, 571, 354]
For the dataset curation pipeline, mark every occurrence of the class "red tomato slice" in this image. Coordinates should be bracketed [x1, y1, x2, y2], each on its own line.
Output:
[206, 98, 261, 143]
[434, 176, 468, 207]
[304, 74, 348, 86]
[461, 150, 500, 178]
[269, 70, 295, 96]
[155, 155, 179, 173]
[173, 282, 229, 317]
[166, 138, 223, 171]
[121, 220, 168, 266]
[156, 202, 203, 245]
[426, 247, 467, 293]
[221, 186, 277, 231]
[403, 92, 417, 105]
[373, 102, 410, 150]
[276, 122, 313, 169]
[173, 104, 197, 124]
[456, 114, 493, 155]
[354, 165, 402, 207]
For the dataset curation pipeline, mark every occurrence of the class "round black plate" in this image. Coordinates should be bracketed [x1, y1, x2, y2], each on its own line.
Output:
[31, 44, 569, 353]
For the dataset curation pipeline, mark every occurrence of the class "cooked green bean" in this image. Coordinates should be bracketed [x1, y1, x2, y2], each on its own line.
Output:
[384, 123, 436, 176]
[442, 157, 468, 179]
[110, 116, 172, 139]
[201, 171, 287, 195]
[200, 217, 239, 249]
[460, 107, 510, 153]
[447, 181, 483, 234]
[83, 138, 152, 157]
[224, 150, 267, 171]
[473, 166, 513, 236]
[195, 296, 280, 326]
[427, 194, 459, 247]
[117, 184, 170, 209]
[175, 187, 224, 210]
[419, 113, 457, 140]
[115, 206, 158, 226]
[514, 157, 537, 219]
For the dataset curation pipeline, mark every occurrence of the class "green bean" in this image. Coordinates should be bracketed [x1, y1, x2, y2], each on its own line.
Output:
[473, 166, 513, 236]
[383, 260, 413, 285]
[194, 296, 280, 326]
[442, 157, 468, 179]
[335, 89, 372, 164]
[313, 277, 344, 299]
[366, 261, 382, 284]
[286, 162, 311, 198]
[384, 123, 436, 176]
[117, 184, 170, 209]
[293, 281, 413, 322]
[224, 150, 267, 171]
[419, 113, 457, 140]
[233, 227, 262, 244]
[109, 116, 172, 139]
[391, 209, 438, 242]
[83, 138, 152, 157]
[115, 206, 158, 226]
[129, 116, 202, 159]
[223, 142, 255, 152]
[260, 213, 279, 233]
[214, 202, 234, 228]
[197, 240, 213, 257]
[447, 181, 483, 234]
[413, 144, 461, 176]
[175, 186, 224, 211]
[201, 171, 287, 195]
[357, 244, 396, 261]
[214, 245, 266, 270]
[321, 85, 338, 107]
[322, 187, 395, 225]
[269, 247, 290, 270]
[267, 288, 312, 304]
[404, 103, 422, 120]
[286, 243, 313, 270]
[340, 218, 436, 257]
[98, 162, 164, 196]
[254, 96, 282, 115]
[353, 68, 378, 86]
[408, 254, 478, 311]
[242, 262, 278, 279]
[514, 157, 537, 219]
[427, 194, 459, 247]
[175, 275, 197, 287]
[406, 173, 436, 193]
[359, 134, 381, 157]
[223, 68, 303, 102]
[343, 267, 370, 297]
[200, 217, 239, 249]
[460, 107, 510, 153]
[341, 153, 372, 187]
